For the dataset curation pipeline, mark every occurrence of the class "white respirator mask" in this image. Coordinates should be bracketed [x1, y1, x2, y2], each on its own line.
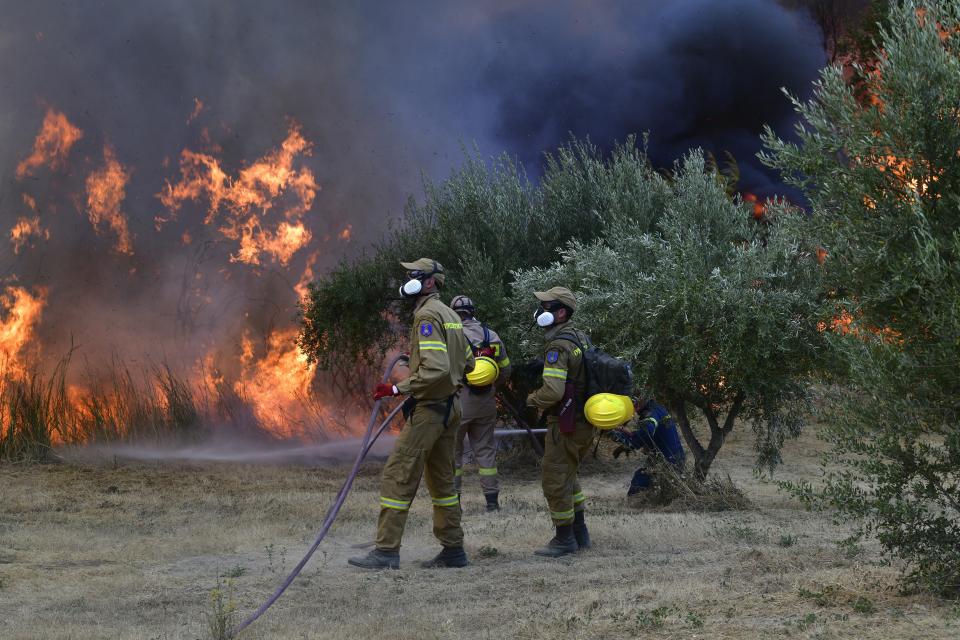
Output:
[534, 308, 556, 328]
[399, 278, 423, 298]
[398, 261, 440, 299]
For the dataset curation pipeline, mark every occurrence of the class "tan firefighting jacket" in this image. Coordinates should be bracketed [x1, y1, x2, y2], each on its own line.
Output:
[526, 321, 588, 413]
[395, 293, 475, 401]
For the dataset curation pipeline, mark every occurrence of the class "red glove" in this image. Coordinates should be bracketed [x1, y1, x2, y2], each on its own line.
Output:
[373, 383, 399, 400]
[477, 346, 495, 358]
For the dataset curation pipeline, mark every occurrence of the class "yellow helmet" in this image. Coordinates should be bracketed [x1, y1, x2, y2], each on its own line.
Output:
[466, 356, 499, 387]
[584, 393, 635, 429]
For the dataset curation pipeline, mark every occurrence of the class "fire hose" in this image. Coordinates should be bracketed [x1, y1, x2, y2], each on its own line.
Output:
[497, 395, 545, 457]
[235, 356, 546, 634]
[235, 354, 409, 634]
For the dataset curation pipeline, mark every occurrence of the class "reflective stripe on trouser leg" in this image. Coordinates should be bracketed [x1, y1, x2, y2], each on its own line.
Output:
[376, 443, 424, 550]
[541, 419, 595, 526]
[461, 396, 499, 495]
[573, 490, 586, 511]
[376, 402, 457, 550]
[424, 399, 464, 548]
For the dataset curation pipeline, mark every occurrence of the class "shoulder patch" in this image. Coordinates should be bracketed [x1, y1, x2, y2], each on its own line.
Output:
[420, 322, 433, 337]
[546, 349, 560, 364]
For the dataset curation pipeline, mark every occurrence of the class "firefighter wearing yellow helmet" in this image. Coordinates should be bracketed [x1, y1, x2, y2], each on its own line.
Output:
[348, 259, 475, 570]
[526, 286, 595, 557]
[450, 294, 512, 512]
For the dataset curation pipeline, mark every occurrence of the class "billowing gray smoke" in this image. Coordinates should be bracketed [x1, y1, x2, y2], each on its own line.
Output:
[0, 0, 827, 436]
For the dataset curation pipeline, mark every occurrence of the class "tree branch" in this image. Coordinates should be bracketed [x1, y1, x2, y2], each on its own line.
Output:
[671, 399, 705, 462]
[722, 389, 746, 435]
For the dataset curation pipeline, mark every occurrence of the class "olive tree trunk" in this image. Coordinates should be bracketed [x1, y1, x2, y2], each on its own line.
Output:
[670, 390, 745, 481]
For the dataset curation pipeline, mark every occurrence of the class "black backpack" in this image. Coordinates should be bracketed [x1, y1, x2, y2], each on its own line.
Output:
[556, 331, 634, 398]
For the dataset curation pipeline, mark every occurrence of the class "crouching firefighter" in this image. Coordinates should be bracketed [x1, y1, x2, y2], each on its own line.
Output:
[611, 397, 686, 496]
[526, 287, 593, 557]
[348, 259, 475, 570]
[450, 294, 512, 512]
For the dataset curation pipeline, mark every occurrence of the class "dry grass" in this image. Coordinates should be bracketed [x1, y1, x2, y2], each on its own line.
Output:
[1, 426, 958, 639]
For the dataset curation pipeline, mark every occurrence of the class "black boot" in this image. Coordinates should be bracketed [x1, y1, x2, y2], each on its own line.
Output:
[421, 546, 470, 568]
[573, 510, 591, 550]
[534, 524, 578, 558]
[347, 548, 400, 570]
[485, 492, 500, 512]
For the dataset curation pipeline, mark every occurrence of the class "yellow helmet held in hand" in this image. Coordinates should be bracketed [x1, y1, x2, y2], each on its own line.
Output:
[466, 356, 499, 387]
[585, 393, 635, 429]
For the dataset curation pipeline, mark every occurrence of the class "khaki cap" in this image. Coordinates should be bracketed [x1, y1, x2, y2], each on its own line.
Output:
[534, 286, 577, 311]
[400, 258, 445, 284]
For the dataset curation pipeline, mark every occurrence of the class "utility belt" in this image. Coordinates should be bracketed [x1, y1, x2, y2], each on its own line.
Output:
[402, 394, 457, 428]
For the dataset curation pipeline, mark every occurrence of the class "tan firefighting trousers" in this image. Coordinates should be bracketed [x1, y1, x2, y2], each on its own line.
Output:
[541, 418, 594, 525]
[376, 399, 463, 551]
[455, 388, 499, 495]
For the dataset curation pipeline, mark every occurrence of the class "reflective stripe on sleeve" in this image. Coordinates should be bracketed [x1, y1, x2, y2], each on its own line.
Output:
[419, 340, 448, 352]
[432, 495, 460, 507]
[542, 367, 567, 380]
[499, 357, 510, 367]
[380, 496, 412, 511]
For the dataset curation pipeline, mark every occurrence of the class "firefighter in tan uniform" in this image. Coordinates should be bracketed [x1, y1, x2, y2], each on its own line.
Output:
[450, 295, 512, 512]
[348, 259, 475, 570]
[526, 287, 594, 557]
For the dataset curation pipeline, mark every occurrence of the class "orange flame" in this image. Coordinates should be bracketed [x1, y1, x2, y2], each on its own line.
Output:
[10, 217, 48, 254]
[187, 97, 204, 125]
[158, 122, 317, 265]
[85, 146, 134, 254]
[22, 193, 38, 212]
[0, 286, 47, 378]
[742, 192, 766, 220]
[15, 109, 83, 178]
[234, 328, 316, 438]
[295, 251, 320, 300]
[817, 309, 901, 344]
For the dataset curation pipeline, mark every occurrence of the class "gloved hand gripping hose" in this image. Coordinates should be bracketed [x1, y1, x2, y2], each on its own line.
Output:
[235, 354, 408, 634]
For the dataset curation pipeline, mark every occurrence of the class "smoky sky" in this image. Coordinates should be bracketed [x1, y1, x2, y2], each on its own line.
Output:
[476, 0, 826, 195]
[0, 0, 826, 374]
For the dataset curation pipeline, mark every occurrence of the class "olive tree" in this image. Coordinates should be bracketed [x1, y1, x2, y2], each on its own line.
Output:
[761, 0, 960, 595]
[508, 151, 828, 479]
[299, 138, 661, 371]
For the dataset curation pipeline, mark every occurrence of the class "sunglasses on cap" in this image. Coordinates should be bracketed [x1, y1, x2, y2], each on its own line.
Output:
[407, 261, 440, 280]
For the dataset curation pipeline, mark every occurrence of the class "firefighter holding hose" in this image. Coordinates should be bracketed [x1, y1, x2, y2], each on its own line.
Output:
[348, 259, 475, 570]
[526, 287, 594, 557]
[450, 294, 512, 512]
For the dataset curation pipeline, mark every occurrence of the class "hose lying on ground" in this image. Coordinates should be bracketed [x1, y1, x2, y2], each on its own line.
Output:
[235, 354, 408, 635]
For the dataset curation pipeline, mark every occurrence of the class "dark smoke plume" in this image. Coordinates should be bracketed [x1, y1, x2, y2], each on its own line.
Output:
[0, 0, 827, 434]
[478, 0, 826, 195]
